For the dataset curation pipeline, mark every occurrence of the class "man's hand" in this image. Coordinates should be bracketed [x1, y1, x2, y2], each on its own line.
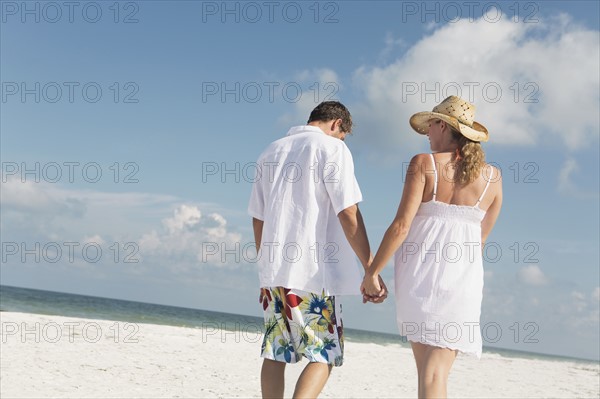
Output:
[360, 274, 388, 304]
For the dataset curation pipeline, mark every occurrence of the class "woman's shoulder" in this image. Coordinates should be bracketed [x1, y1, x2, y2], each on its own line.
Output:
[482, 163, 503, 182]
[481, 163, 503, 200]
[409, 153, 433, 164]
[405, 153, 433, 176]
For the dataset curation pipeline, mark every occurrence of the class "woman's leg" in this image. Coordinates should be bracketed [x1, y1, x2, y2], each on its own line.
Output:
[411, 342, 457, 399]
[410, 341, 427, 397]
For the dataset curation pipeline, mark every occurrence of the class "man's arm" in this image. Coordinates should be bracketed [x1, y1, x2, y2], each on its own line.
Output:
[252, 217, 264, 252]
[337, 204, 371, 270]
[339, 205, 387, 303]
[253, 217, 265, 302]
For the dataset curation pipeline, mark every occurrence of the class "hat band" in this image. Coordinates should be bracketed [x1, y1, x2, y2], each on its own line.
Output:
[432, 105, 474, 128]
[439, 113, 473, 128]
[457, 117, 473, 128]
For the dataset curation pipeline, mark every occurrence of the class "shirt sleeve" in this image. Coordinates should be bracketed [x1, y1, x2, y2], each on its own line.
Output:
[324, 144, 363, 215]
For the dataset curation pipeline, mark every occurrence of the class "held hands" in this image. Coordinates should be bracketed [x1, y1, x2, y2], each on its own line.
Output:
[360, 273, 388, 304]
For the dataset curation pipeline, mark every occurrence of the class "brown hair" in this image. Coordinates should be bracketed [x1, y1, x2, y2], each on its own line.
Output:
[307, 101, 353, 133]
[451, 129, 486, 185]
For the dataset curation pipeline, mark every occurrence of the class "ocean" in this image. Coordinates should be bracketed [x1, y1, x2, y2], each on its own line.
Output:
[1, 285, 595, 366]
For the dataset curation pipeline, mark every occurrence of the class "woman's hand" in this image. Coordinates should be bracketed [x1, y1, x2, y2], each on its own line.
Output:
[361, 273, 388, 303]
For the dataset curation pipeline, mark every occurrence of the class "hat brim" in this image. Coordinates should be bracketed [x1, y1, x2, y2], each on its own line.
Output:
[409, 111, 489, 142]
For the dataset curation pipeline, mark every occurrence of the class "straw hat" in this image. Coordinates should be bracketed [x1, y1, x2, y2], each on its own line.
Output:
[409, 96, 489, 142]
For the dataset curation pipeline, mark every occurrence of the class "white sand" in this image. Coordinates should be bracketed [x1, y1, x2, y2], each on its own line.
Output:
[1, 311, 598, 398]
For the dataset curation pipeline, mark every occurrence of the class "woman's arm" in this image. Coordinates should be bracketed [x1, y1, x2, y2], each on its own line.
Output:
[361, 154, 427, 296]
[481, 168, 503, 245]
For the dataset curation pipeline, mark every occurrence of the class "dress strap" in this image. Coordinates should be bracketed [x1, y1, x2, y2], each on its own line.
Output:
[429, 153, 438, 201]
[475, 165, 494, 207]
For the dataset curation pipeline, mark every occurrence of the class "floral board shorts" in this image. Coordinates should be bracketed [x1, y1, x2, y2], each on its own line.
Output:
[259, 286, 344, 367]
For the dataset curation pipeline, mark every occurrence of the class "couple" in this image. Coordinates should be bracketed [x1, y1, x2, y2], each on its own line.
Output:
[248, 97, 503, 399]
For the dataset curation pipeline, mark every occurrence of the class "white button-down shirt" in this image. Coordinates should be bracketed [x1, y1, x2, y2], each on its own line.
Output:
[248, 125, 363, 295]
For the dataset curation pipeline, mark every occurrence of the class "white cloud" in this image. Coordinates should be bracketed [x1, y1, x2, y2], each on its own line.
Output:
[530, 296, 539, 306]
[379, 32, 407, 63]
[139, 204, 245, 270]
[294, 68, 339, 86]
[1, 175, 178, 220]
[82, 234, 105, 246]
[572, 291, 585, 301]
[1, 175, 249, 276]
[593, 287, 600, 303]
[517, 264, 548, 286]
[1, 175, 86, 218]
[162, 204, 202, 234]
[481, 270, 599, 359]
[0, 176, 182, 245]
[350, 14, 599, 163]
[277, 68, 342, 128]
[558, 158, 578, 192]
[571, 291, 587, 312]
[556, 158, 599, 199]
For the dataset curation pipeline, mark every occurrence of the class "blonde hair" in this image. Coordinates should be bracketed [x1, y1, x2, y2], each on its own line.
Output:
[451, 129, 486, 185]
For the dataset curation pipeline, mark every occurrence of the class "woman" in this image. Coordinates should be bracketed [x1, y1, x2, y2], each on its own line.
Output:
[362, 96, 503, 398]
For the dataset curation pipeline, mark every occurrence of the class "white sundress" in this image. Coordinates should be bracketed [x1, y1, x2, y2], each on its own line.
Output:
[394, 154, 493, 359]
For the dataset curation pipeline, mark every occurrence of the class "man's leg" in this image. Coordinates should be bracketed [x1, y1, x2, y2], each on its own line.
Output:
[292, 362, 332, 399]
[261, 358, 286, 399]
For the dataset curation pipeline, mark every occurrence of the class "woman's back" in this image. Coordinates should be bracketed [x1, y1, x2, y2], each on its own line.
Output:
[421, 152, 500, 212]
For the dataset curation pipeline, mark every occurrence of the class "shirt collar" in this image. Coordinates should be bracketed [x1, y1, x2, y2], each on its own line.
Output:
[286, 125, 326, 137]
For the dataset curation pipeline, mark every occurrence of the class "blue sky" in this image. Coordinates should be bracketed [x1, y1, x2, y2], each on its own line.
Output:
[1, 1, 599, 361]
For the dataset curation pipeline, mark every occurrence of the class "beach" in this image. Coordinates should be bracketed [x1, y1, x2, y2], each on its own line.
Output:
[1, 311, 598, 398]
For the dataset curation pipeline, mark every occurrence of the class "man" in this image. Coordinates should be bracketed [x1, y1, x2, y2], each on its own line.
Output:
[248, 101, 387, 398]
